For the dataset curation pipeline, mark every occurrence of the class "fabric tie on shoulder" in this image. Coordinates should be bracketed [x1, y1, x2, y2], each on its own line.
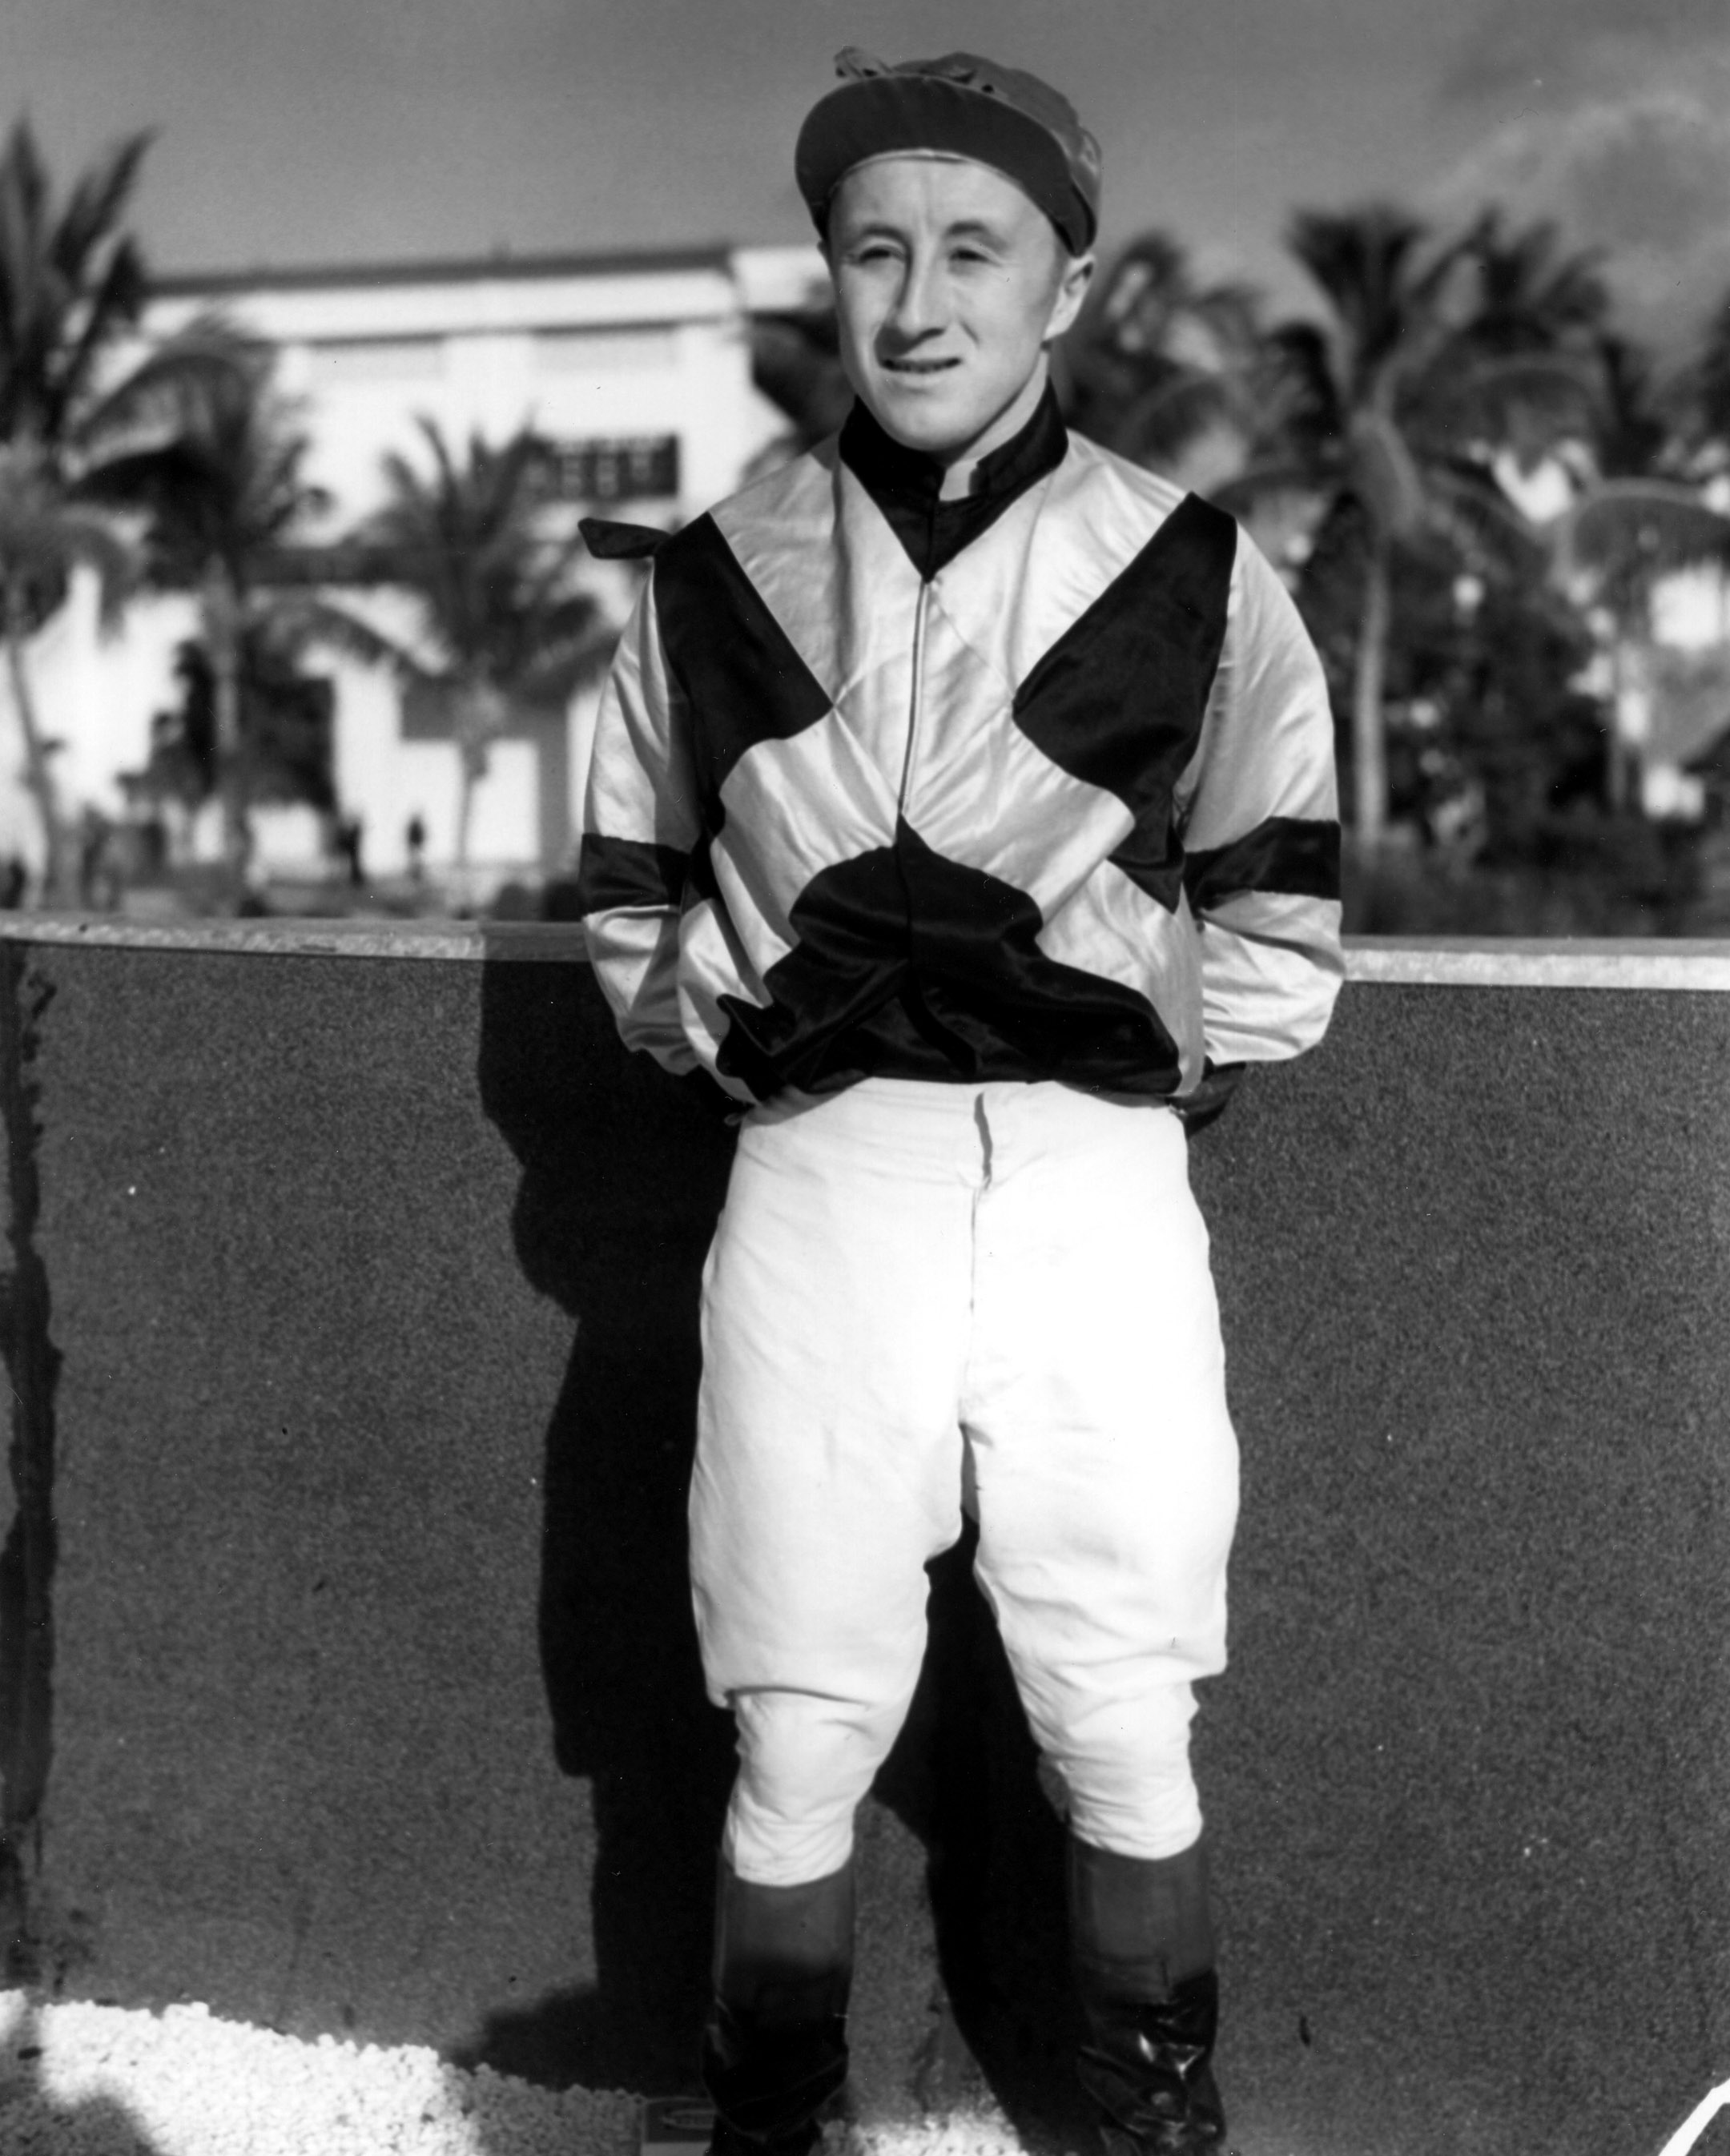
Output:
[579, 517, 670, 561]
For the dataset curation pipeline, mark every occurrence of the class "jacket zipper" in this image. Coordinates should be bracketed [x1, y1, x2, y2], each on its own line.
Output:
[898, 580, 931, 815]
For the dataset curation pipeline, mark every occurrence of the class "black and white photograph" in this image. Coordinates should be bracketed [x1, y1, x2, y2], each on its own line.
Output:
[0, 6, 1727, 2154]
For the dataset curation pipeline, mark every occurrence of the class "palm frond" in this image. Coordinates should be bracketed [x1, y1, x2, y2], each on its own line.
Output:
[1111, 371, 1247, 473]
[1555, 479, 1730, 582]
[55, 240, 149, 432]
[49, 129, 153, 284]
[78, 315, 260, 453]
[1209, 456, 1335, 518]
[1285, 203, 1437, 397]
[1345, 409, 1426, 541]
[1418, 348, 1603, 470]
[0, 472, 136, 628]
[1256, 321, 1346, 453]
[1423, 460, 1546, 577]
[1454, 207, 1610, 354]
[516, 621, 618, 704]
[282, 594, 437, 683]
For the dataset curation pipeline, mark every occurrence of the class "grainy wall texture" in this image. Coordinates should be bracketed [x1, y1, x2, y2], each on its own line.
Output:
[0, 924, 1724, 2156]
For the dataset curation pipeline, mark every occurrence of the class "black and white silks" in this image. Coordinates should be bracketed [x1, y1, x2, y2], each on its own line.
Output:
[578, 388, 1343, 1105]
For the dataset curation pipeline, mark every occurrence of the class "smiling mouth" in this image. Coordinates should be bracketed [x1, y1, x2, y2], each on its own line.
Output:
[883, 357, 960, 376]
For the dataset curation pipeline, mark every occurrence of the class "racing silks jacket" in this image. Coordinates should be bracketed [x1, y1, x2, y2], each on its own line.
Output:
[577, 388, 1343, 1107]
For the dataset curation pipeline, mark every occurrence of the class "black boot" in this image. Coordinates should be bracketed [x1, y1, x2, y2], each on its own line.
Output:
[701, 1856, 855, 2156]
[1068, 1833, 1227, 2156]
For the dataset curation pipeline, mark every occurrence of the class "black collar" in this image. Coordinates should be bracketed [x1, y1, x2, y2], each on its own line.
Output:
[838, 382, 1068, 579]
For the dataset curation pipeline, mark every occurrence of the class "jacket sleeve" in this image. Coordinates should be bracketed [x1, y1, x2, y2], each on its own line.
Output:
[1175, 530, 1345, 1067]
[575, 567, 704, 1075]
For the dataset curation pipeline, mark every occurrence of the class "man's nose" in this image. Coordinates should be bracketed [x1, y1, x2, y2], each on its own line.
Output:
[885, 252, 947, 341]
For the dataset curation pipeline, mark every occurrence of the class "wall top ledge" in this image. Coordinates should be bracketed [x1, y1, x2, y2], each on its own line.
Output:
[0, 914, 591, 963]
[1345, 938, 1730, 990]
[2, 916, 1730, 991]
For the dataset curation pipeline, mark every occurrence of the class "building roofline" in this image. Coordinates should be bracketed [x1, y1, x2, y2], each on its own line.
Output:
[149, 241, 741, 300]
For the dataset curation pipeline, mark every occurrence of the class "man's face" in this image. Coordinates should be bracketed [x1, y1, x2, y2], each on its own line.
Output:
[824, 153, 1092, 466]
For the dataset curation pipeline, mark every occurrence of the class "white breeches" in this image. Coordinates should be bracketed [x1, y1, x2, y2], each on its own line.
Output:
[690, 1077, 1239, 1886]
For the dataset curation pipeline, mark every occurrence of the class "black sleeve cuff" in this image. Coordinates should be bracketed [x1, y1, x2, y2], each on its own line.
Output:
[1174, 1060, 1246, 1136]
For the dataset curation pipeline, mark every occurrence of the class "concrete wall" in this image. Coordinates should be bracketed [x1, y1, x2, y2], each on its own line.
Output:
[0, 921, 1726, 2156]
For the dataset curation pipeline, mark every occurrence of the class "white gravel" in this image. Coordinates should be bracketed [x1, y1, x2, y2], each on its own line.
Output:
[0, 1991, 1031, 2156]
[0, 1991, 640, 2156]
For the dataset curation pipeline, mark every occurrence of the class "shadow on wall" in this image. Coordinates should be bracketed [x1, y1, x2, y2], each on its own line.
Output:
[0, 943, 62, 1991]
[464, 955, 739, 2094]
[873, 1525, 1092, 2152]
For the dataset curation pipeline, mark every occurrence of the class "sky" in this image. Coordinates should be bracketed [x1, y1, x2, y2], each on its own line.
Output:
[5, 0, 1730, 345]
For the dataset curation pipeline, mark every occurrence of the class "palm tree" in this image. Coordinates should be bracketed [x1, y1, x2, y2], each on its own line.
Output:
[324, 420, 613, 881]
[1688, 289, 1730, 474]
[749, 309, 852, 467]
[131, 624, 338, 851]
[1455, 210, 1609, 357]
[0, 445, 131, 899]
[1549, 332, 1730, 810]
[0, 118, 154, 449]
[0, 117, 151, 897]
[1057, 230, 1267, 497]
[1237, 203, 1603, 851]
[0, 115, 249, 897]
[94, 346, 338, 874]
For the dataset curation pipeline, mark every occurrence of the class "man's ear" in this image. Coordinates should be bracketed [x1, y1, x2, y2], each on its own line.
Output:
[1047, 249, 1096, 344]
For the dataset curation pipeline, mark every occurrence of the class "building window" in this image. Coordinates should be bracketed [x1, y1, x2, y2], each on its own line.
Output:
[539, 435, 681, 503]
[309, 337, 448, 384]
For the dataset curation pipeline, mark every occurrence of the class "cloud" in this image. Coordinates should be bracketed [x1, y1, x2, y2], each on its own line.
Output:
[1429, 89, 1730, 347]
[1434, 2, 1730, 345]
[1447, 0, 1730, 101]
[1563, 100, 1730, 249]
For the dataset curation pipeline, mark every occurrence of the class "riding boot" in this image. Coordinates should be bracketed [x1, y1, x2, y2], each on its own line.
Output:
[1068, 1832, 1227, 2156]
[701, 1856, 855, 2156]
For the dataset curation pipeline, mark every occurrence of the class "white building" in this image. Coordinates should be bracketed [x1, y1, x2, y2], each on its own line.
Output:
[0, 240, 829, 897]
